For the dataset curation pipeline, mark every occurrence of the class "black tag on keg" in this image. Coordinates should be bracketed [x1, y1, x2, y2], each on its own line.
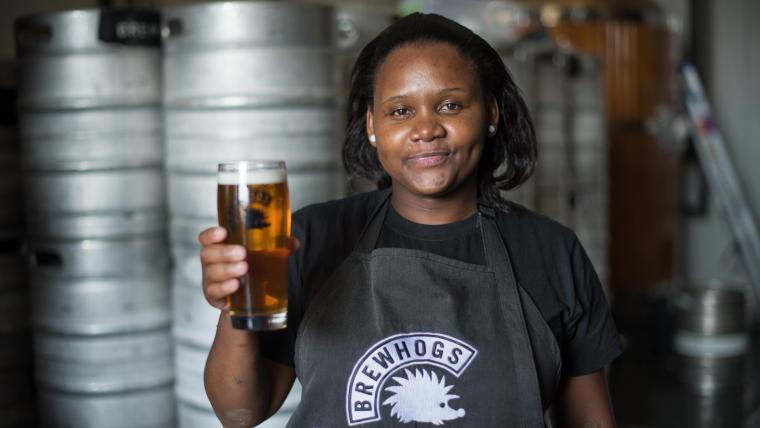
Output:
[98, 10, 161, 47]
[245, 209, 271, 230]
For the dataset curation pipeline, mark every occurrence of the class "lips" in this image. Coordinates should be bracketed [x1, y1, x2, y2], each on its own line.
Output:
[406, 151, 451, 167]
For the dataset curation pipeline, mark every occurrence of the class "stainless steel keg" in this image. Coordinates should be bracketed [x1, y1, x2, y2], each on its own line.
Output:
[31, 273, 170, 335]
[163, 3, 342, 425]
[674, 285, 748, 394]
[23, 168, 165, 239]
[27, 236, 168, 278]
[37, 387, 175, 428]
[19, 107, 162, 170]
[15, 9, 160, 110]
[502, 45, 609, 290]
[17, 8, 165, 239]
[15, 8, 173, 427]
[163, 2, 335, 108]
[163, 0, 344, 226]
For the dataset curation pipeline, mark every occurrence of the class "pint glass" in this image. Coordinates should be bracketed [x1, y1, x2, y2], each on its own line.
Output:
[217, 161, 290, 330]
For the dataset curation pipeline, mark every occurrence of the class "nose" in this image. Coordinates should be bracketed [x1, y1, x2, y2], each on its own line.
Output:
[410, 113, 445, 142]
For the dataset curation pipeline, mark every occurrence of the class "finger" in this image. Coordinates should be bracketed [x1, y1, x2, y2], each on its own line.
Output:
[207, 295, 228, 311]
[198, 227, 227, 246]
[205, 279, 239, 303]
[203, 261, 248, 283]
[200, 244, 247, 264]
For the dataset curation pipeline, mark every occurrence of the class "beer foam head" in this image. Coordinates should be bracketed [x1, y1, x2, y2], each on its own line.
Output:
[218, 168, 286, 185]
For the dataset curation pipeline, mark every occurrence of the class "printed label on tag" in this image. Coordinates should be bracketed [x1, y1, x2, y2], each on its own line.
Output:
[98, 10, 161, 46]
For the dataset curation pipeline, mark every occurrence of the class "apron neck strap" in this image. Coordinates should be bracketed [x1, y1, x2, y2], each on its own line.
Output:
[354, 188, 392, 254]
[477, 202, 496, 219]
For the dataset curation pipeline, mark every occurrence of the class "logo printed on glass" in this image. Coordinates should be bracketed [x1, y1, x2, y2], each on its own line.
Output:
[245, 189, 273, 230]
[245, 208, 270, 229]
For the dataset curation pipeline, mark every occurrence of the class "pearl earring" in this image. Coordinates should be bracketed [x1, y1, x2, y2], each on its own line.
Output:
[488, 125, 497, 135]
[368, 134, 376, 145]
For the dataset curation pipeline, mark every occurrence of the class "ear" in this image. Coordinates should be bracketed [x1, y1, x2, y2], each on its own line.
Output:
[488, 95, 499, 130]
[366, 106, 375, 139]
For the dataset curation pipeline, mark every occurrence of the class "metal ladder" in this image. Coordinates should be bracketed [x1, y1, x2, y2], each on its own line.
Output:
[681, 62, 760, 310]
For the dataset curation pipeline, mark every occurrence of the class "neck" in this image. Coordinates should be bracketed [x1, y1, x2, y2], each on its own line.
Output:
[389, 181, 478, 225]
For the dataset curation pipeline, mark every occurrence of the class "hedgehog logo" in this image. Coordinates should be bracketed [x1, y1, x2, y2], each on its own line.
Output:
[383, 368, 465, 425]
[346, 332, 477, 426]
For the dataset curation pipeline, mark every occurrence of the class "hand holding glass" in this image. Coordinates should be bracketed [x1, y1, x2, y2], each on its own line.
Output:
[217, 161, 290, 331]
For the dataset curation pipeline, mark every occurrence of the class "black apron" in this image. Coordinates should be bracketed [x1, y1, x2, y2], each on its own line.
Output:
[289, 191, 561, 427]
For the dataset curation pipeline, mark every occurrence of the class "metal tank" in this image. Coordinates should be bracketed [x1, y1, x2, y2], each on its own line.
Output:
[501, 43, 609, 290]
[162, 2, 343, 425]
[674, 285, 748, 394]
[15, 8, 173, 427]
[16, 7, 164, 239]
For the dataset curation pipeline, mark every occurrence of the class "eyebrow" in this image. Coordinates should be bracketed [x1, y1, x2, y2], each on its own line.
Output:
[380, 87, 467, 105]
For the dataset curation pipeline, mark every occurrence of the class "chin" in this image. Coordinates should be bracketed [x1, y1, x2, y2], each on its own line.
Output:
[407, 177, 458, 197]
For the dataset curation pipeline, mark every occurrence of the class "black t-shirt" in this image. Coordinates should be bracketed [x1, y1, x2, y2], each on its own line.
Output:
[260, 190, 622, 377]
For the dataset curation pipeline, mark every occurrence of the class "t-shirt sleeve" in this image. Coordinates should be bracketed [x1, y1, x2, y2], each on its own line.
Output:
[258, 219, 304, 368]
[561, 236, 623, 376]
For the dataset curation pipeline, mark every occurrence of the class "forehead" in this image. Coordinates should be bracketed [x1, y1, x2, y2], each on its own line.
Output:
[374, 42, 479, 97]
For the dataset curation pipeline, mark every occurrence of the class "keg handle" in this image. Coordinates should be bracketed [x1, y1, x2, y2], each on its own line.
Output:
[15, 22, 53, 47]
[163, 18, 183, 39]
[30, 250, 63, 269]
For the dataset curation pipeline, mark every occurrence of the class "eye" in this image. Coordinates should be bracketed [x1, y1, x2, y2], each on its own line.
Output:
[439, 102, 461, 112]
[439, 403, 445, 408]
[390, 107, 411, 117]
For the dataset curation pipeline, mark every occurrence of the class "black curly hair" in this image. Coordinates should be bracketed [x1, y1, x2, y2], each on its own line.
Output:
[342, 12, 537, 207]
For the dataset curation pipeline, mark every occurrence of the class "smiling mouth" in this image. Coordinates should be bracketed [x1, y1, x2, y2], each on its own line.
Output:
[407, 151, 451, 167]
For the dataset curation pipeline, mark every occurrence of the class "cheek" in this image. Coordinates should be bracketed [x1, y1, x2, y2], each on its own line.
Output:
[373, 130, 405, 166]
[451, 126, 486, 163]
[373, 143, 398, 176]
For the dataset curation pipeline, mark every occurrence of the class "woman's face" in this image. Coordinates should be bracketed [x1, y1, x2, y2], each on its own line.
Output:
[367, 42, 498, 199]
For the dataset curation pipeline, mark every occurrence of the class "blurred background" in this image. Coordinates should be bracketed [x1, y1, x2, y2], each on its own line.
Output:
[0, 0, 758, 427]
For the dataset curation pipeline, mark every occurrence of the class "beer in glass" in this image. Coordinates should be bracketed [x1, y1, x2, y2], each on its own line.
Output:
[217, 161, 290, 330]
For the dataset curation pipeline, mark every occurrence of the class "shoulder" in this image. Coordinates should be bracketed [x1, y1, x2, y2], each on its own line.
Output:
[492, 201, 583, 337]
[291, 189, 389, 295]
[293, 188, 388, 239]
[494, 200, 578, 257]
[495, 201, 622, 375]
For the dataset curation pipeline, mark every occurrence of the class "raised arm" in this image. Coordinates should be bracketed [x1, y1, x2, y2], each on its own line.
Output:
[199, 226, 295, 427]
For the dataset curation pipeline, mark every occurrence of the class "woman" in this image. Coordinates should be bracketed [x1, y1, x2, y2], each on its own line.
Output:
[199, 13, 621, 427]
